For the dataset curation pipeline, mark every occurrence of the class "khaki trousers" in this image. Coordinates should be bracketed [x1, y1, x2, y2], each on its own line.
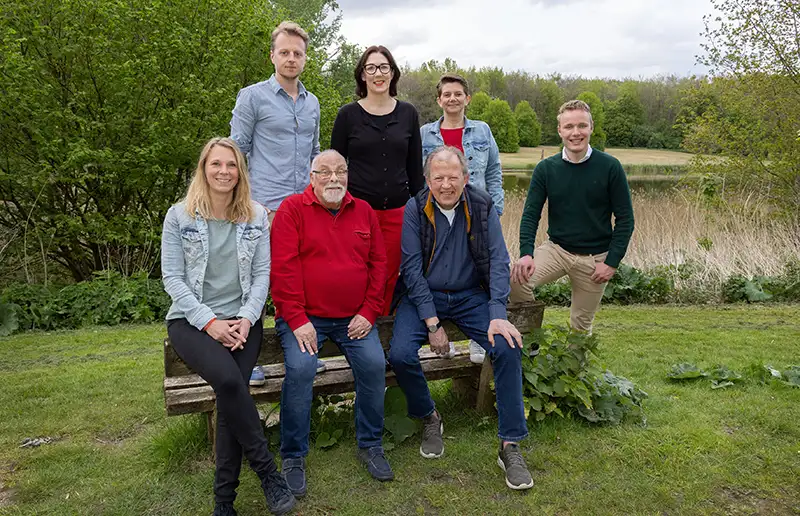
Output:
[510, 240, 608, 332]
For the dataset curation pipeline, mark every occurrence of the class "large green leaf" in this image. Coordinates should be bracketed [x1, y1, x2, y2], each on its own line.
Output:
[667, 363, 707, 380]
[0, 303, 19, 336]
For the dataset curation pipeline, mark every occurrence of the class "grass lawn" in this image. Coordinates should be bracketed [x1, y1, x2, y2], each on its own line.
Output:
[501, 146, 695, 169]
[1, 305, 799, 515]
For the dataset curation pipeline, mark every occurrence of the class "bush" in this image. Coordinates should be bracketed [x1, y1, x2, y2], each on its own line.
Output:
[514, 101, 541, 147]
[482, 99, 519, 153]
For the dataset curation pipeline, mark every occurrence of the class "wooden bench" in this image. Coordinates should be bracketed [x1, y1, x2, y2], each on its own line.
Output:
[163, 302, 544, 448]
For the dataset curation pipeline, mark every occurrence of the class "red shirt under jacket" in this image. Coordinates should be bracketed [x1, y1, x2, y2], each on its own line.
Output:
[270, 185, 387, 331]
[440, 127, 464, 153]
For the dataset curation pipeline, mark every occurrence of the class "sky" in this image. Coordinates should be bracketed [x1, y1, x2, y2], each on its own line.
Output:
[336, 0, 715, 79]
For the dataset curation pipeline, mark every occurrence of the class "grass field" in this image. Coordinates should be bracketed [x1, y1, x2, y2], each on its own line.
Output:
[500, 146, 695, 169]
[1, 305, 799, 515]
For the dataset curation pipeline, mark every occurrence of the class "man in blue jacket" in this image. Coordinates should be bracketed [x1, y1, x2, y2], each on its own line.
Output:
[388, 146, 533, 491]
[420, 73, 504, 365]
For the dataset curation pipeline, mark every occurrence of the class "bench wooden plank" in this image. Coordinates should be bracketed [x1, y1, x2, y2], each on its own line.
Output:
[165, 354, 482, 415]
[163, 302, 544, 377]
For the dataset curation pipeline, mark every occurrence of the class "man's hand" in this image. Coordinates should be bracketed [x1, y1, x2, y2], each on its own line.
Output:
[590, 262, 617, 284]
[229, 318, 252, 350]
[206, 319, 246, 350]
[293, 322, 318, 355]
[512, 255, 536, 284]
[488, 319, 523, 349]
[428, 326, 450, 356]
[347, 314, 373, 340]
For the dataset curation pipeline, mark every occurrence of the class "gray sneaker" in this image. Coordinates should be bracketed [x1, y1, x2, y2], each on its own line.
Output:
[420, 411, 444, 458]
[497, 443, 533, 490]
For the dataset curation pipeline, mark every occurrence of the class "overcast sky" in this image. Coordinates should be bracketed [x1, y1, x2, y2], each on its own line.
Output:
[336, 0, 713, 79]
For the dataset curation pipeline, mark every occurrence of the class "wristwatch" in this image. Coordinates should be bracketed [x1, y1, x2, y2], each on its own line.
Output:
[427, 321, 442, 334]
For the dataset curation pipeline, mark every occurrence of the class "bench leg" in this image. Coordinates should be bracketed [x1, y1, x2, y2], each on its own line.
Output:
[206, 410, 217, 460]
[451, 373, 478, 404]
[475, 359, 496, 415]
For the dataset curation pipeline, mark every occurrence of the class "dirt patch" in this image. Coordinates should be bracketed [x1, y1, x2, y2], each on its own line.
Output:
[0, 462, 17, 508]
[718, 486, 794, 515]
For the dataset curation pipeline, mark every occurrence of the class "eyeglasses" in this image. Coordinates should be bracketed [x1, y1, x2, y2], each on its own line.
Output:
[363, 63, 392, 75]
[313, 169, 348, 180]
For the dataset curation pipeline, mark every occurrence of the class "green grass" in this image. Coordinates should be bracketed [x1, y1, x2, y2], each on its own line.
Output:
[500, 146, 696, 169]
[1, 306, 799, 515]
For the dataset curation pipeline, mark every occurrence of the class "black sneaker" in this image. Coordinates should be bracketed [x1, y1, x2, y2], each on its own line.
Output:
[420, 411, 444, 458]
[282, 457, 307, 498]
[356, 446, 394, 481]
[497, 443, 534, 490]
[261, 470, 297, 515]
[212, 502, 237, 516]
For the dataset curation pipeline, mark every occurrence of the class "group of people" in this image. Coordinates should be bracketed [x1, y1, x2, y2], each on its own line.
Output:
[161, 20, 635, 516]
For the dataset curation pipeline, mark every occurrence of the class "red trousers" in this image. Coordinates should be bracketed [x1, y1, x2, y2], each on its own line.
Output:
[374, 206, 405, 315]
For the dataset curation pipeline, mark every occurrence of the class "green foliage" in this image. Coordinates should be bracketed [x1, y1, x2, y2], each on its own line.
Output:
[1, 272, 171, 332]
[605, 91, 645, 147]
[467, 91, 491, 120]
[514, 101, 541, 147]
[148, 414, 209, 472]
[382, 386, 417, 450]
[670, 362, 798, 389]
[0, 0, 341, 281]
[531, 79, 563, 145]
[310, 394, 354, 449]
[482, 99, 519, 153]
[603, 264, 673, 304]
[576, 91, 607, 151]
[521, 326, 647, 425]
[721, 263, 800, 303]
[0, 302, 19, 336]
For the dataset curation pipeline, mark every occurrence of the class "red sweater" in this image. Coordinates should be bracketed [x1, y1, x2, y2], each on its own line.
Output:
[270, 186, 387, 331]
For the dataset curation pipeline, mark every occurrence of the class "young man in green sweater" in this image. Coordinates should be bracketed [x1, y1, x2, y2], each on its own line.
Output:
[510, 100, 634, 332]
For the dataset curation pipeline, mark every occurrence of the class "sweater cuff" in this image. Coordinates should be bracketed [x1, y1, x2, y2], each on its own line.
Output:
[416, 301, 437, 322]
[357, 307, 379, 326]
[604, 252, 623, 269]
[519, 244, 534, 258]
[285, 313, 311, 332]
[489, 304, 508, 321]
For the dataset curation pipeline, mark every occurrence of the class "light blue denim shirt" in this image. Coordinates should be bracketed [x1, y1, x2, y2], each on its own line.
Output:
[230, 75, 320, 210]
[420, 117, 504, 215]
[161, 201, 270, 330]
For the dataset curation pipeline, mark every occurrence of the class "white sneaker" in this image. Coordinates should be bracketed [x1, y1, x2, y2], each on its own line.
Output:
[469, 340, 486, 364]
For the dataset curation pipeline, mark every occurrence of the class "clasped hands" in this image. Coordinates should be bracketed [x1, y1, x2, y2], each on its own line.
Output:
[205, 318, 252, 351]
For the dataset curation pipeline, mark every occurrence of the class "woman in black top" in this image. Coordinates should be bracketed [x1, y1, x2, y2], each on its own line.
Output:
[331, 45, 424, 314]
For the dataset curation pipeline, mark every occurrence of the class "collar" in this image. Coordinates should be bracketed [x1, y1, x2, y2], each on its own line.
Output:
[431, 116, 478, 135]
[423, 189, 472, 233]
[300, 184, 353, 209]
[561, 145, 593, 164]
[267, 74, 308, 98]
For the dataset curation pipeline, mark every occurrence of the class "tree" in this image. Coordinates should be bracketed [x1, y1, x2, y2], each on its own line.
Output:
[683, 0, 800, 216]
[0, 0, 340, 282]
[468, 91, 491, 121]
[514, 101, 542, 148]
[605, 90, 645, 147]
[530, 79, 563, 144]
[576, 92, 607, 151]
[482, 99, 519, 153]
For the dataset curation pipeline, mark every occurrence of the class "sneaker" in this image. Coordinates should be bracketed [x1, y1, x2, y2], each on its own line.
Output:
[469, 340, 486, 364]
[420, 411, 444, 458]
[356, 446, 394, 481]
[282, 457, 307, 498]
[497, 443, 534, 490]
[316, 359, 327, 373]
[212, 502, 237, 516]
[261, 470, 296, 515]
[249, 366, 265, 387]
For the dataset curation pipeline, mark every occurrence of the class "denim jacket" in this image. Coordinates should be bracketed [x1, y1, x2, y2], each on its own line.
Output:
[161, 201, 270, 330]
[420, 117, 504, 215]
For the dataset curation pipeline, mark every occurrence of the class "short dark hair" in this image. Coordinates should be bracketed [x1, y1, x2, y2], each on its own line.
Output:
[354, 45, 401, 99]
[436, 73, 470, 97]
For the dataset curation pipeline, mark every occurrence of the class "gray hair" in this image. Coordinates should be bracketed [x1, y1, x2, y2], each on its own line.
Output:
[423, 146, 468, 178]
[311, 149, 346, 171]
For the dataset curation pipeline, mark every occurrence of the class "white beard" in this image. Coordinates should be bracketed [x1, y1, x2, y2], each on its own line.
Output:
[322, 186, 346, 204]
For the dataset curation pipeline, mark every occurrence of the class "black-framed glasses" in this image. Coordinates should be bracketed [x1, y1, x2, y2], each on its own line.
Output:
[364, 63, 392, 75]
[313, 169, 348, 180]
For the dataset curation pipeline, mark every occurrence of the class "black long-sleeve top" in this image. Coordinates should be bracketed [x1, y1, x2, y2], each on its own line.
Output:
[330, 100, 424, 210]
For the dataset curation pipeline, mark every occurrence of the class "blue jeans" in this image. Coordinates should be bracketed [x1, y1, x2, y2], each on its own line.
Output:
[277, 316, 386, 458]
[388, 288, 528, 442]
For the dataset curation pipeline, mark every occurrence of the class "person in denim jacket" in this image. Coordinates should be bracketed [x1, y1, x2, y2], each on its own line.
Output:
[161, 137, 295, 516]
[420, 74, 504, 364]
[420, 73, 504, 216]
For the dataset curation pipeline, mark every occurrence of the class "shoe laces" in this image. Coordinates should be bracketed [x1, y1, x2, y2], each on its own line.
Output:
[264, 471, 290, 499]
[503, 444, 526, 468]
[422, 416, 441, 441]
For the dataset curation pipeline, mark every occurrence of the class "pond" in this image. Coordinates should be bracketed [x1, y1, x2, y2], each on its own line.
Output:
[502, 172, 697, 195]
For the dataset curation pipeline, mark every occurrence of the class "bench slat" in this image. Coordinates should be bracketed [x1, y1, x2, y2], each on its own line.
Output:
[164, 302, 544, 377]
[165, 354, 481, 415]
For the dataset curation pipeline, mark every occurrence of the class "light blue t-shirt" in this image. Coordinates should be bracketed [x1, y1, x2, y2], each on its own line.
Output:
[201, 219, 242, 319]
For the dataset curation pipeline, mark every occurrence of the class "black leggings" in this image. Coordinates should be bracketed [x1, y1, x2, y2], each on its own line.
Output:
[167, 318, 276, 503]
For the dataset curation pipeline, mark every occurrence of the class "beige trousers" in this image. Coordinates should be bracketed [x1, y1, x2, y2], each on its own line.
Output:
[510, 240, 608, 332]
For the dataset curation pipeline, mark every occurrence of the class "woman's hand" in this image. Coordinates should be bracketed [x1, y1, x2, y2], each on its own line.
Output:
[206, 319, 246, 350]
[230, 318, 252, 346]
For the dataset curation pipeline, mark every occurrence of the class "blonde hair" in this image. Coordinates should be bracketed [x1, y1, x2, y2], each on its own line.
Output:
[271, 21, 309, 51]
[557, 99, 593, 124]
[184, 137, 254, 223]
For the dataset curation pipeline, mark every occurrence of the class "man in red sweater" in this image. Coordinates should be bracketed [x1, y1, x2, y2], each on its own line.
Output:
[270, 150, 392, 495]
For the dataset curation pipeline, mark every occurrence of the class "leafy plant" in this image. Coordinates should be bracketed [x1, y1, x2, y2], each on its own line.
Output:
[667, 363, 707, 380]
[521, 326, 647, 425]
[310, 394, 354, 450]
[0, 302, 19, 336]
[383, 386, 417, 451]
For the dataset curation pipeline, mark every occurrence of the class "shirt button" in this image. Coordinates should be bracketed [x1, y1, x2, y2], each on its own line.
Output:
[384, 182, 388, 186]
[383, 167, 388, 171]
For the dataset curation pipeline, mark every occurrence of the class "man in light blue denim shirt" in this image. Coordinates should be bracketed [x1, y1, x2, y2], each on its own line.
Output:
[420, 73, 504, 216]
[230, 21, 320, 212]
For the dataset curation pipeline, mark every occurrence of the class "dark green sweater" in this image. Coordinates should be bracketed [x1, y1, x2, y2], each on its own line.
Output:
[519, 150, 634, 268]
